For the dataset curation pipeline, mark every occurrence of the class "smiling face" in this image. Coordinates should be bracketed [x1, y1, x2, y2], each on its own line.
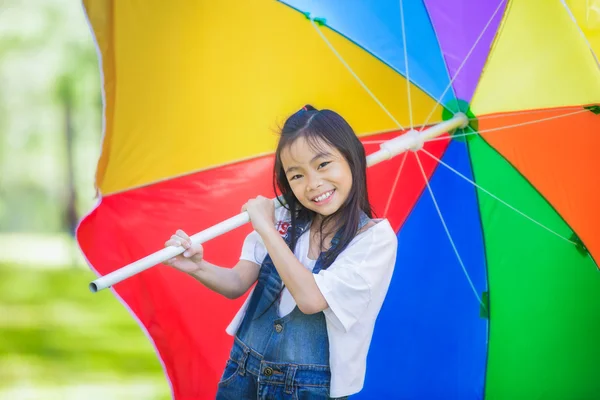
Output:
[280, 136, 353, 218]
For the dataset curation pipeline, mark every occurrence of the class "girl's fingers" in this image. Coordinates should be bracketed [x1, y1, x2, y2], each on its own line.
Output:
[176, 229, 190, 241]
[175, 230, 192, 248]
[167, 236, 182, 246]
[183, 243, 203, 258]
[163, 257, 177, 265]
[168, 234, 190, 249]
[165, 231, 196, 259]
[165, 239, 189, 252]
[165, 239, 181, 247]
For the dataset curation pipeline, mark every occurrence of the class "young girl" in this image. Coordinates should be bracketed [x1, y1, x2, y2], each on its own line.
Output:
[164, 105, 397, 399]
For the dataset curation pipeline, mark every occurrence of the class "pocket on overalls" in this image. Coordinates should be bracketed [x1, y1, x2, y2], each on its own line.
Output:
[217, 359, 240, 387]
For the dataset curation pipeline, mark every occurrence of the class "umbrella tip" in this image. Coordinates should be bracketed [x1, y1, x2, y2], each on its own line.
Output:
[583, 104, 600, 115]
[301, 11, 326, 26]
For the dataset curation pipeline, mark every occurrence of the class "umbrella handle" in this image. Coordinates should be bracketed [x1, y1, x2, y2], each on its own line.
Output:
[89, 113, 468, 293]
[89, 196, 287, 292]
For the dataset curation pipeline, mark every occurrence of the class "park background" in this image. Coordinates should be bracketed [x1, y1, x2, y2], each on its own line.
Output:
[0, 1, 171, 398]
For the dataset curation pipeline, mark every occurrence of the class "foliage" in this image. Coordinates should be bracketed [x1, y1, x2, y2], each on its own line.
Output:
[0, 2, 174, 398]
[0, 0, 102, 234]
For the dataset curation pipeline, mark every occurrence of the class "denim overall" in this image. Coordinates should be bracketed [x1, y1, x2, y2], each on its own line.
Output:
[216, 213, 369, 400]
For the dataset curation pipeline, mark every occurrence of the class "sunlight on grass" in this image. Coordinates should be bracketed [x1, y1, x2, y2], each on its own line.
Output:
[0, 263, 171, 400]
[0, 233, 86, 267]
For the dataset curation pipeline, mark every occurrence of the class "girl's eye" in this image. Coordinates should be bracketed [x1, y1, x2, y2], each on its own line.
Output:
[290, 174, 303, 181]
[318, 161, 331, 169]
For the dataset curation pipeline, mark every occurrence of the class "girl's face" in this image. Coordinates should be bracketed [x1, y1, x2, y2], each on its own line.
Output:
[281, 136, 353, 218]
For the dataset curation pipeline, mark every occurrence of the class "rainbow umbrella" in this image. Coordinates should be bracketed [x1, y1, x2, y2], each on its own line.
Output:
[78, 0, 600, 398]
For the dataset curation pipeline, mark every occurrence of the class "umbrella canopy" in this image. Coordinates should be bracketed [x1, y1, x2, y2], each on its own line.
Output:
[78, 0, 600, 398]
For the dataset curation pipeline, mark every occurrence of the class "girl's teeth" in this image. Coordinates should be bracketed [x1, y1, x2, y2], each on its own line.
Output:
[315, 190, 333, 202]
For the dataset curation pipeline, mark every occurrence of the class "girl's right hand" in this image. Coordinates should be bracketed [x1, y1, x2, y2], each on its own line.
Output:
[163, 229, 204, 274]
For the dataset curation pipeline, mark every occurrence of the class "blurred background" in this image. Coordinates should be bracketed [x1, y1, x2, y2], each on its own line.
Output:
[0, 1, 170, 398]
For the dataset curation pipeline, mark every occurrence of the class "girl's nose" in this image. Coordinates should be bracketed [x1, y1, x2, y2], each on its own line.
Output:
[306, 174, 323, 191]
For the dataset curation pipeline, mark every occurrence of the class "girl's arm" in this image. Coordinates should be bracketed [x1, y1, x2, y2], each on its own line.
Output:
[164, 230, 260, 299]
[242, 196, 328, 314]
[243, 197, 376, 315]
[187, 259, 260, 300]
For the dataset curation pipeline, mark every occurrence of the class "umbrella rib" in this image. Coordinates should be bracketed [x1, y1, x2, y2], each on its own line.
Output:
[358, 118, 446, 142]
[308, 19, 404, 130]
[361, 140, 390, 145]
[420, 148, 576, 245]
[414, 151, 486, 310]
[560, 0, 600, 66]
[399, 0, 414, 129]
[474, 106, 585, 121]
[419, 0, 507, 131]
[383, 152, 409, 218]
[467, 109, 587, 135]
[426, 109, 587, 142]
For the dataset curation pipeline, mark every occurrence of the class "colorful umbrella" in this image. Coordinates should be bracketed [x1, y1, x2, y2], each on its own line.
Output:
[78, 0, 600, 398]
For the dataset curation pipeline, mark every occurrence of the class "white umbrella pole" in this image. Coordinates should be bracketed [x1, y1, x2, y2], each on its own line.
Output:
[89, 113, 468, 292]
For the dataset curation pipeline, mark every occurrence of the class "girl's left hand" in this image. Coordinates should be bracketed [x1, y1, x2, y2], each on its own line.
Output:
[242, 196, 276, 236]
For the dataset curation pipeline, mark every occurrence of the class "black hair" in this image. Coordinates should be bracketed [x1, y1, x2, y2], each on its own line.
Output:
[273, 104, 374, 269]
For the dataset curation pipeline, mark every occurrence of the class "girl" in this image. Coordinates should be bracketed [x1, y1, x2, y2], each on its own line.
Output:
[164, 105, 397, 399]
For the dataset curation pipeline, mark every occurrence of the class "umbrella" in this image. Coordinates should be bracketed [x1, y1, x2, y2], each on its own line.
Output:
[78, 0, 600, 398]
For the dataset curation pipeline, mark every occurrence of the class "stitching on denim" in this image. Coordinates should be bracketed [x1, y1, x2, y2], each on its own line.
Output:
[258, 381, 330, 388]
[217, 359, 241, 388]
[238, 347, 249, 376]
[261, 360, 330, 369]
[284, 364, 298, 394]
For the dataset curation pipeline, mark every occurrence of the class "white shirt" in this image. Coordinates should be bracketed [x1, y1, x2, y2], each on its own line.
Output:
[226, 207, 397, 397]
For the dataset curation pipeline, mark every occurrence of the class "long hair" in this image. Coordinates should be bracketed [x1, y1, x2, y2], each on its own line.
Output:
[273, 105, 373, 269]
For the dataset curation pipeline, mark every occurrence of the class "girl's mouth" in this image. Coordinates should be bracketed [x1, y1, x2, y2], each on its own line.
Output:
[311, 189, 335, 205]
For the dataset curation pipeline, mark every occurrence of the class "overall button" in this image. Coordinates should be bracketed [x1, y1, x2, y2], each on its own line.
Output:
[263, 367, 273, 376]
[274, 323, 283, 333]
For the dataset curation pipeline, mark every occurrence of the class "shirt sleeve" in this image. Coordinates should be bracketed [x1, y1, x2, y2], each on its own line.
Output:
[239, 230, 267, 265]
[313, 221, 398, 332]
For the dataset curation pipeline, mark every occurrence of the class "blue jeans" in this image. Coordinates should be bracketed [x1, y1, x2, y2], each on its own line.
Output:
[216, 337, 348, 400]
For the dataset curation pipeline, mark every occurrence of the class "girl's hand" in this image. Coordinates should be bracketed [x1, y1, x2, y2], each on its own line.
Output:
[242, 196, 276, 236]
[163, 229, 204, 274]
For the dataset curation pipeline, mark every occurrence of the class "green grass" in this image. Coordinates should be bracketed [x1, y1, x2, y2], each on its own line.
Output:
[0, 263, 170, 400]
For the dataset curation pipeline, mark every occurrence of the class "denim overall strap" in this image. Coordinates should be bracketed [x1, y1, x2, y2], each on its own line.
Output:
[240, 217, 311, 324]
[312, 210, 370, 274]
